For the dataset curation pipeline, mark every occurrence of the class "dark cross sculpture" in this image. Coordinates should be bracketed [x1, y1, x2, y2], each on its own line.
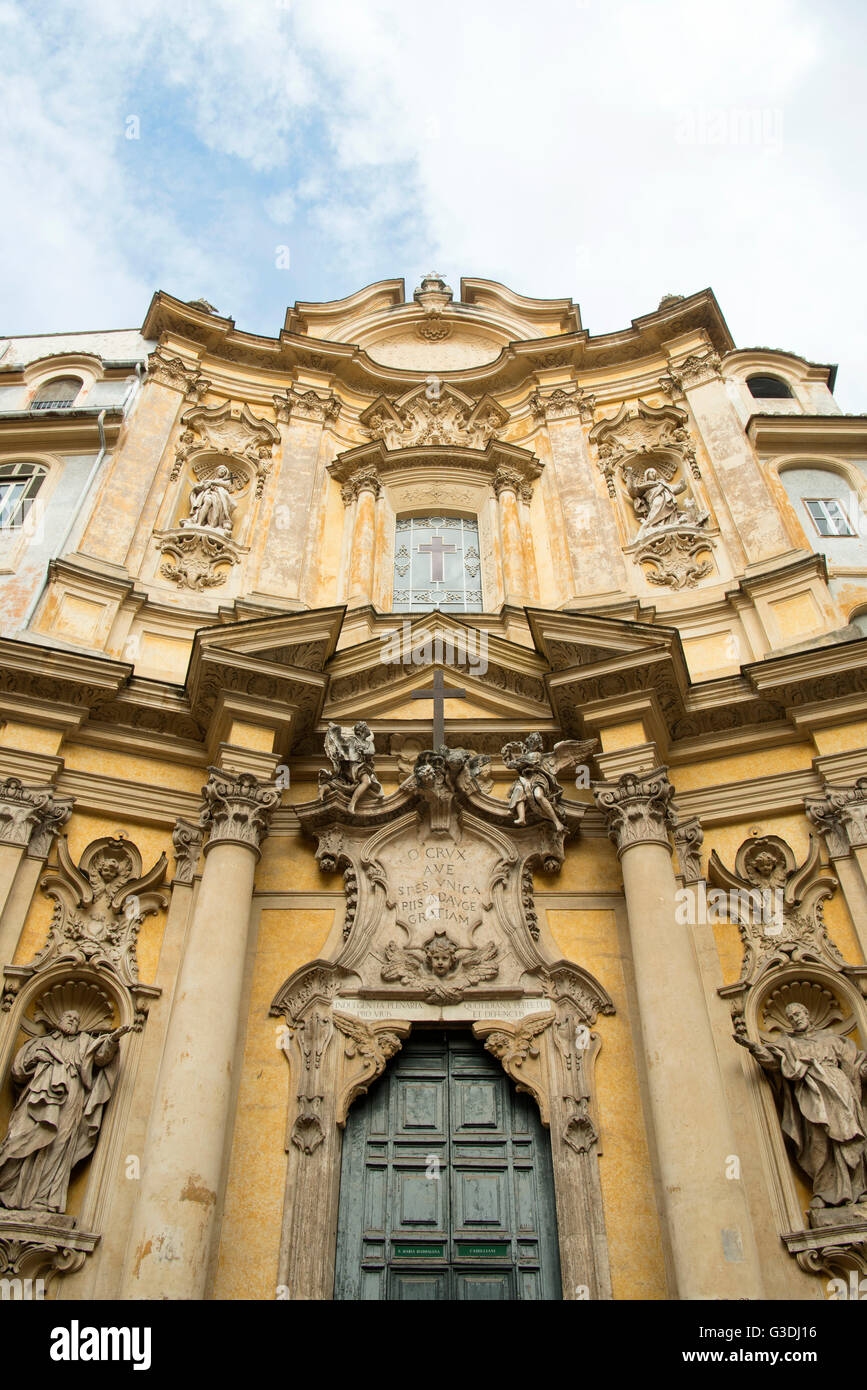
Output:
[410, 667, 467, 749]
[417, 532, 456, 582]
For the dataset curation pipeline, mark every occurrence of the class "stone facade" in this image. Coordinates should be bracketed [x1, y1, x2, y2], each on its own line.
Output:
[0, 275, 866, 1301]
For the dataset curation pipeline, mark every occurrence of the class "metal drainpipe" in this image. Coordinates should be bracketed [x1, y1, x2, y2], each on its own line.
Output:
[18, 408, 109, 633]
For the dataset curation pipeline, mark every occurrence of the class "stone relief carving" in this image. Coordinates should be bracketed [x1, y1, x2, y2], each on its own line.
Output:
[502, 735, 596, 835]
[0, 779, 72, 858]
[146, 347, 210, 401]
[318, 721, 384, 815]
[670, 351, 722, 390]
[381, 931, 499, 1004]
[332, 1012, 411, 1125]
[413, 272, 454, 341]
[673, 815, 704, 882]
[709, 834, 846, 990]
[172, 817, 204, 884]
[359, 383, 509, 450]
[806, 779, 867, 858]
[2, 835, 167, 1015]
[273, 388, 340, 424]
[283, 1008, 333, 1155]
[529, 387, 595, 423]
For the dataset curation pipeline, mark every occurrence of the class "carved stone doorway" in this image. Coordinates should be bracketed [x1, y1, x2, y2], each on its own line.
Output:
[333, 1028, 562, 1300]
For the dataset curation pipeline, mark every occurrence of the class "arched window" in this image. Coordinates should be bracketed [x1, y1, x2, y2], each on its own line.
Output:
[393, 515, 482, 612]
[30, 376, 82, 410]
[746, 374, 793, 400]
[0, 461, 47, 528]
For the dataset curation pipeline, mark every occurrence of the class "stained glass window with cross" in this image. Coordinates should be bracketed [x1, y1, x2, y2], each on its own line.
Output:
[392, 515, 482, 613]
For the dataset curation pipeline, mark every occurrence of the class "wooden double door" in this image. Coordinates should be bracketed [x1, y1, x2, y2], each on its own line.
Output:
[334, 1029, 562, 1300]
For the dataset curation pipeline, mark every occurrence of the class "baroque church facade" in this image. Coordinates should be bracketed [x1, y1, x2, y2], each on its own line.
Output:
[0, 273, 866, 1301]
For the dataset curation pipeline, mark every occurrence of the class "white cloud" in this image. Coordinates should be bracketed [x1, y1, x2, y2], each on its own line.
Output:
[1, 0, 865, 408]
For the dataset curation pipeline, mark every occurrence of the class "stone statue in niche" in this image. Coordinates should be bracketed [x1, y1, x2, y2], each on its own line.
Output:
[319, 721, 384, 814]
[502, 734, 595, 834]
[625, 465, 708, 540]
[734, 1003, 867, 1212]
[0, 1006, 132, 1215]
[182, 463, 237, 536]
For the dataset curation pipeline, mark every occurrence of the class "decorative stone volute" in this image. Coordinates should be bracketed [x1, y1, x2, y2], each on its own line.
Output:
[199, 767, 280, 854]
[172, 817, 205, 883]
[0, 778, 73, 857]
[592, 767, 677, 855]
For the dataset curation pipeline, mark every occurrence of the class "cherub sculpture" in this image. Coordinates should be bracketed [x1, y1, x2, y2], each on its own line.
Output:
[381, 931, 499, 1004]
[319, 721, 384, 814]
[501, 734, 596, 834]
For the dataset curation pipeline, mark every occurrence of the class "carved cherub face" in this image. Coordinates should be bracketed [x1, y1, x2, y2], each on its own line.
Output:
[99, 856, 121, 882]
[525, 733, 543, 752]
[353, 722, 368, 738]
[645, 468, 659, 482]
[424, 934, 458, 977]
[785, 1003, 810, 1033]
[58, 1010, 80, 1036]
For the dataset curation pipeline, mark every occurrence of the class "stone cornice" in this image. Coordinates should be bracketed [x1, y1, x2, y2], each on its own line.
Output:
[747, 414, 867, 455]
[140, 286, 733, 398]
[327, 436, 543, 491]
[0, 408, 125, 452]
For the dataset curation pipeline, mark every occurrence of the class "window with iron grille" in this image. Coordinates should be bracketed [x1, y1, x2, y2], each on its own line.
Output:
[30, 376, 82, 411]
[0, 461, 47, 528]
[392, 516, 482, 612]
[803, 498, 856, 537]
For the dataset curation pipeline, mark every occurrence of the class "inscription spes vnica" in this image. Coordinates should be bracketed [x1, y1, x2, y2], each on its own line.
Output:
[397, 843, 480, 928]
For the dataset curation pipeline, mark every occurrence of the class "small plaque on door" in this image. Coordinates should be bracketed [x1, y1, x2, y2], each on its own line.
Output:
[456, 1242, 510, 1258]
[393, 1243, 445, 1258]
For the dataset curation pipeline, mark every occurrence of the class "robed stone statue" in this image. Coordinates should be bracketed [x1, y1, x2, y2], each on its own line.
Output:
[0, 1009, 131, 1214]
[735, 1002, 867, 1210]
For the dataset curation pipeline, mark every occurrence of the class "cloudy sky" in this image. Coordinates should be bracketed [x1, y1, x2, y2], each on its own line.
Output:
[2, 0, 865, 406]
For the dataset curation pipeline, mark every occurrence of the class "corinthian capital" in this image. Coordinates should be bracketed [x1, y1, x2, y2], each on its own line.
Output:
[0, 778, 73, 857]
[592, 767, 676, 855]
[199, 768, 280, 855]
[805, 778, 867, 857]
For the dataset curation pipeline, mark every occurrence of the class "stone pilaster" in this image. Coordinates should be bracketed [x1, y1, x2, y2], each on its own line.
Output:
[121, 768, 279, 1299]
[806, 780, 867, 960]
[494, 468, 529, 600]
[593, 767, 764, 1299]
[346, 468, 380, 606]
[0, 779, 73, 962]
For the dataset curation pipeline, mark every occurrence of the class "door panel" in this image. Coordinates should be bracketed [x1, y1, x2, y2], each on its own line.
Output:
[335, 1030, 562, 1300]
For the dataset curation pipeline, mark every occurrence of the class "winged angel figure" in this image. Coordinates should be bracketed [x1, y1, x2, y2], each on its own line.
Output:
[319, 721, 383, 814]
[501, 735, 597, 834]
[381, 931, 499, 1004]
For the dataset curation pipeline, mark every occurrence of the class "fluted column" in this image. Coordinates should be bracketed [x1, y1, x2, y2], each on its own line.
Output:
[593, 767, 764, 1299]
[0, 779, 72, 963]
[346, 467, 380, 605]
[121, 769, 278, 1300]
[494, 468, 529, 599]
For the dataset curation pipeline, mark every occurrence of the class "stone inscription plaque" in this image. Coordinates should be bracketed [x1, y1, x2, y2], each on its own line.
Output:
[334, 996, 553, 1023]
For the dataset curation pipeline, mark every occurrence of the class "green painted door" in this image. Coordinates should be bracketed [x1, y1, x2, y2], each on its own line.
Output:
[334, 1030, 562, 1300]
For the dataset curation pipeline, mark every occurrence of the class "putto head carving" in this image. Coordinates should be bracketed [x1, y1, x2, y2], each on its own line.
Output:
[423, 932, 459, 979]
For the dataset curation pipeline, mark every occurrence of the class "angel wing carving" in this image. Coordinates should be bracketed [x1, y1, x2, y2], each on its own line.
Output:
[456, 940, 499, 987]
[542, 739, 598, 777]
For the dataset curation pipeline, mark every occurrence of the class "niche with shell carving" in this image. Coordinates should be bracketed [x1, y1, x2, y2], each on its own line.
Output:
[0, 834, 166, 1287]
[589, 400, 721, 591]
[710, 833, 867, 1282]
[152, 400, 280, 592]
